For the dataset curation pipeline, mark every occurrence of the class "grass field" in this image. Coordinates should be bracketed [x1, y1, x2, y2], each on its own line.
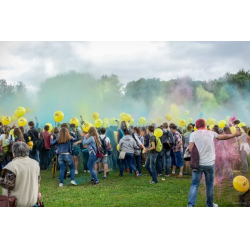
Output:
[1, 165, 248, 207]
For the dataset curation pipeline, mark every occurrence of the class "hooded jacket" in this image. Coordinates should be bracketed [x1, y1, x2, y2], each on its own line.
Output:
[119, 135, 137, 154]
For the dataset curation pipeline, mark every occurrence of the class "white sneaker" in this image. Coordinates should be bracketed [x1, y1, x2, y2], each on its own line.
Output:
[165, 175, 169, 177]
[59, 183, 63, 187]
[213, 203, 219, 207]
[71, 180, 77, 186]
[75, 170, 78, 175]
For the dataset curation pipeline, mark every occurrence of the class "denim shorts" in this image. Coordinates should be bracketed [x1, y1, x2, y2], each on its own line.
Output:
[172, 150, 184, 167]
[96, 155, 108, 164]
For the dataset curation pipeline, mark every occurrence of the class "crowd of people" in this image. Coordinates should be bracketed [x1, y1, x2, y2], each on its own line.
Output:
[0, 116, 250, 207]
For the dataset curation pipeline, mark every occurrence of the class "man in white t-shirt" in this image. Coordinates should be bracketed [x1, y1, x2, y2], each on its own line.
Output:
[187, 119, 242, 207]
[95, 127, 111, 179]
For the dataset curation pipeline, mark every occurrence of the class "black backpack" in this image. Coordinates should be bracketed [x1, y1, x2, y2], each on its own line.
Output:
[36, 136, 45, 152]
[100, 136, 108, 155]
[162, 131, 174, 150]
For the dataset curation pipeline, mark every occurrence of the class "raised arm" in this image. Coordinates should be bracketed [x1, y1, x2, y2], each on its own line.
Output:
[82, 135, 95, 145]
[216, 131, 242, 140]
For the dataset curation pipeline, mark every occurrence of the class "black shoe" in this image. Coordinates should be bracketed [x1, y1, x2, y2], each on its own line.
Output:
[98, 171, 102, 174]
[119, 174, 123, 177]
[183, 172, 189, 175]
[103, 176, 107, 179]
[93, 181, 100, 185]
[90, 178, 95, 182]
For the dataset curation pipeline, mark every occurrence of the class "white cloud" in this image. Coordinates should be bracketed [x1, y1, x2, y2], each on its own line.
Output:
[0, 41, 250, 90]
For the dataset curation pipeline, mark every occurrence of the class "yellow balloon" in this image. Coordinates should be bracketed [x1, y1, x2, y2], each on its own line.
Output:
[233, 176, 249, 192]
[18, 117, 27, 127]
[11, 114, 18, 122]
[92, 112, 99, 120]
[157, 117, 162, 123]
[123, 114, 131, 122]
[103, 118, 109, 123]
[120, 112, 126, 121]
[208, 118, 216, 126]
[103, 121, 109, 128]
[26, 108, 31, 113]
[2, 116, 11, 125]
[27, 141, 33, 149]
[14, 107, 26, 118]
[154, 128, 163, 137]
[54, 111, 64, 123]
[139, 117, 146, 125]
[110, 118, 117, 125]
[238, 122, 246, 128]
[184, 110, 189, 115]
[194, 126, 197, 131]
[45, 123, 53, 132]
[218, 120, 226, 129]
[166, 114, 171, 121]
[70, 118, 79, 126]
[117, 144, 119, 151]
[179, 119, 186, 127]
[128, 118, 134, 125]
[82, 122, 91, 132]
[230, 126, 236, 134]
[95, 119, 103, 128]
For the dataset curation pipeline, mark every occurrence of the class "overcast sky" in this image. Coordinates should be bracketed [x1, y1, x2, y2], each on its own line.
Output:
[1, 41, 250, 93]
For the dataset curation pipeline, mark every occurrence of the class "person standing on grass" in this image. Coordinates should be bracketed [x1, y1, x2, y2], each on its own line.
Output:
[118, 128, 139, 178]
[143, 125, 158, 184]
[27, 121, 40, 162]
[39, 125, 51, 171]
[187, 119, 242, 207]
[183, 124, 193, 175]
[50, 128, 78, 187]
[82, 127, 101, 185]
[169, 125, 184, 178]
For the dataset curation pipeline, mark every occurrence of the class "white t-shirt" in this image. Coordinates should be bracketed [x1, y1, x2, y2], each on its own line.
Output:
[0, 134, 10, 147]
[189, 130, 218, 166]
[100, 134, 110, 156]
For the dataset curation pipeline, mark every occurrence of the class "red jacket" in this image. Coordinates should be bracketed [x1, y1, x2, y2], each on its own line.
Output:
[42, 131, 51, 149]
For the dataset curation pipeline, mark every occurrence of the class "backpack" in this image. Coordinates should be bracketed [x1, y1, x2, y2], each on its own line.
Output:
[36, 136, 45, 152]
[162, 131, 174, 150]
[155, 136, 163, 153]
[91, 143, 104, 158]
[100, 136, 108, 155]
[132, 133, 141, 156]
[29, 130, 39, 149]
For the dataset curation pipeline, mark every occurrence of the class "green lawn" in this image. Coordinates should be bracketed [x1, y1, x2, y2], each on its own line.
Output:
[1, 166, 247, 207]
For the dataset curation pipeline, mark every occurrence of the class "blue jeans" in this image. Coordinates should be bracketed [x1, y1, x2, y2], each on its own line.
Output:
[158, 149, 171, 175]
[88, 152, 98, 182]
[120, 153, 137, 176]
[130, 153, 142, 174]
[188, 165, 214, 207]
[30, 148, 40, 163]
[58, 154, 75, 183]
[145, 153, 158, 183]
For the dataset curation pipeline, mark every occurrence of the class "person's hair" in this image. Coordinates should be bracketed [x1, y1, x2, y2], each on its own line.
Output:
[4, 126, 10, 139]
[148, 125, 154, 133]
[124, 128, 130, 135]
[28, 121, 34, 127]
[183, 129, 187, 134]
[53, 127, 59, 134]
[223, 126, 232, 134]
[169, 123, 175, 129]
[0, 122, 2, 126]
[213, 125, 220, 134]
[44, 125, 49, 131]
[187, 124, 193, 132]
[196, 119, 206, 129]
[177, 128, 182, 134]
[100, 127, 106, 134]
[247, 128, 250, 137]
[120, 121, 127, 130]
[14, 128, 24, 141]
[141, 126, 146, 133]
[19, 126, 25, 134]
[171, 125, 177, 130]
[162, 123, 168, 129]
[233, 119, 241, 125]
[58, 127, 72, 144]
[70, 123, 76, 129]
[12, 141, 30, 157]
[241, 126, 248, 133]
[61, 123, 69, 129]
[134, 127, 141, 135]
[88, 127, 101, 147]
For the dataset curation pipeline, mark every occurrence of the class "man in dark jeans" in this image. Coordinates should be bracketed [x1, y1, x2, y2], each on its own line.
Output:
[40, 125, 51, 171]
[28, 121, 40, 162]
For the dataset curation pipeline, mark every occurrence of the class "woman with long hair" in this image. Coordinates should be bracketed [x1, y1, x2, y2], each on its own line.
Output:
[212, 125, 221, 183]
[9, 128, 24, 142]
[50, 127, 77, 187]
[83, 127, 101, 185]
